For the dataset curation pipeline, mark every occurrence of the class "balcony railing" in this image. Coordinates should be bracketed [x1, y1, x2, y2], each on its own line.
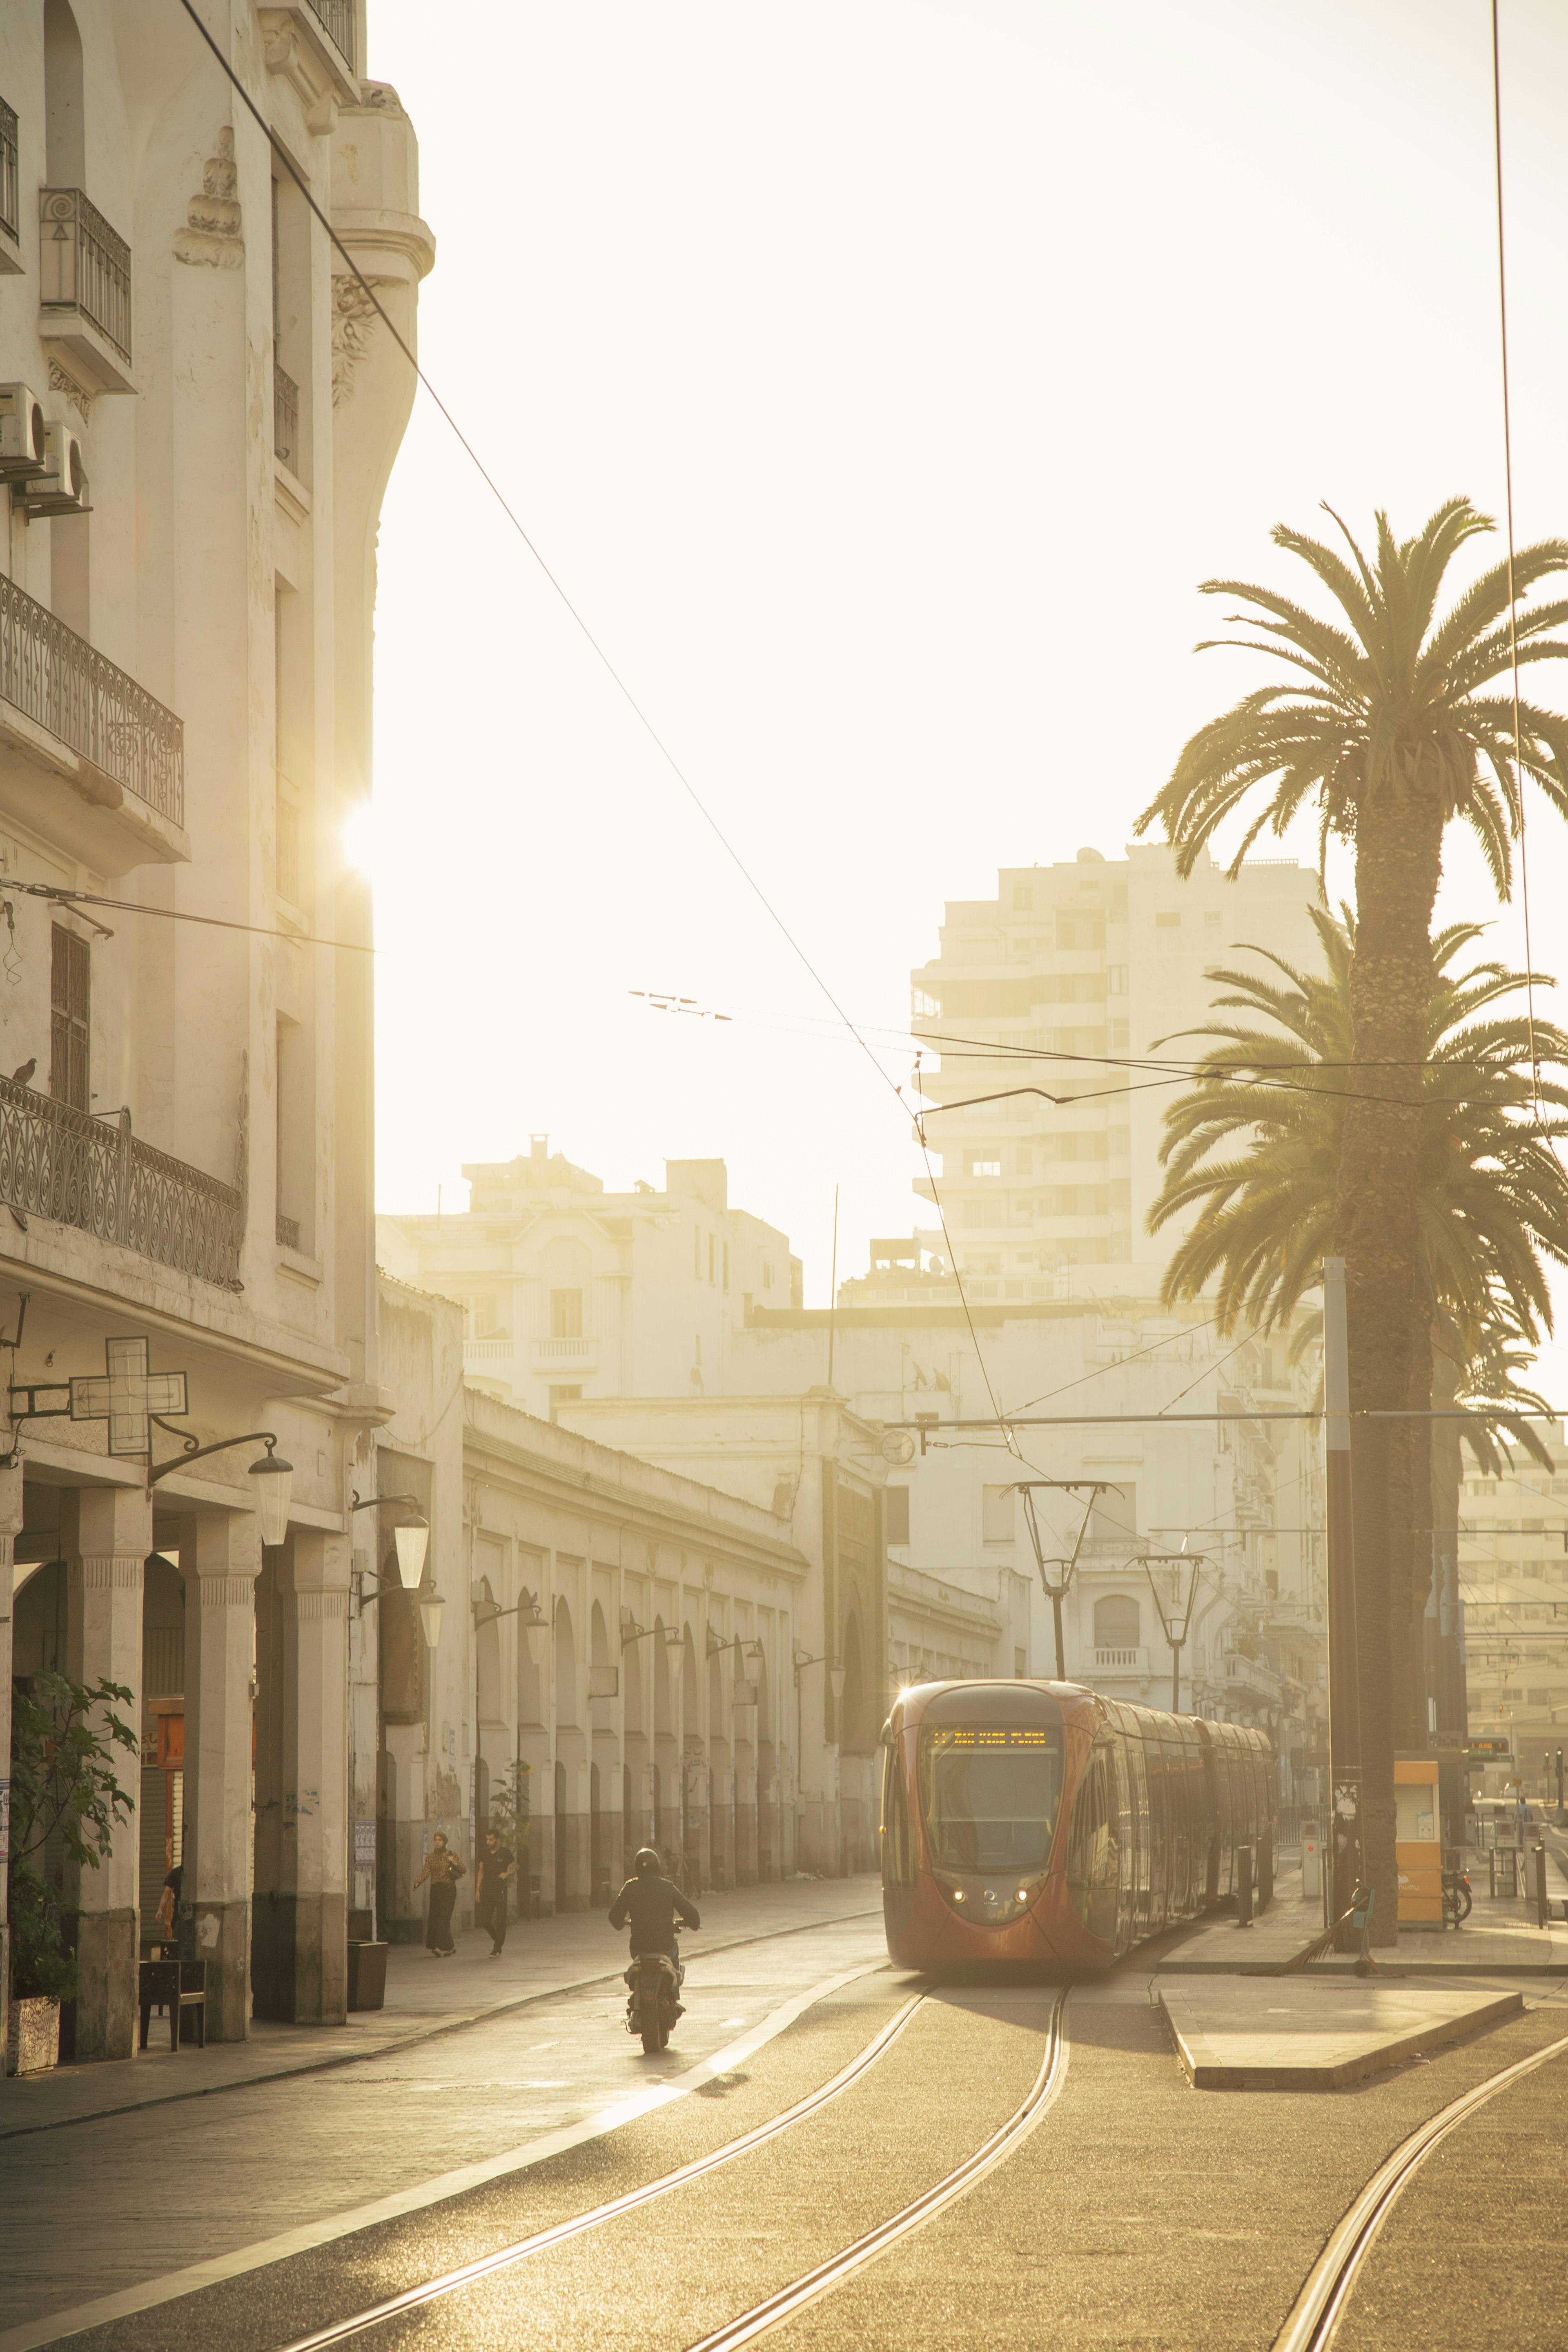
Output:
[0, 1080, 243, 1288]
[1093, 1646, 1147, 1674]
[0, 100, 17, 245]
[0, 571, 184, 826]
[463, 1335, 513, 1362]
[305, 0, 356, 67]
[40, 188, 132, 366]
[274, 365, 299, 471]
[276, 1212, 301, 1251]
[533, 1336, 594, 1365]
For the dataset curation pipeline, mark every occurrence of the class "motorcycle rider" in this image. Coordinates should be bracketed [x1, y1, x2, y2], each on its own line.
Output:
[609, 1847, 700, 1991]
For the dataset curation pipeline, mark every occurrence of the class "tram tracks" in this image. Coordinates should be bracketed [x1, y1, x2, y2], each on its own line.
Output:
[1273, 2026, 1568, 2352]
[275, 1987, 1069, 2352]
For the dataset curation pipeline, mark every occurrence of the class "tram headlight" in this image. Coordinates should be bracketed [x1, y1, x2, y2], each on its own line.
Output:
[935, 1872, 1048, 1925]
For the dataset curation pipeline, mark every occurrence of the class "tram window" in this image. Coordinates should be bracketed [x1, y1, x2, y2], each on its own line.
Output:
[919, 1725, 1064, 1871]
[882, 1744, 915, 1887]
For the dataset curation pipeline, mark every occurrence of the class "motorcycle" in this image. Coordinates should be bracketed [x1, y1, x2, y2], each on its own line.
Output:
[1442, 1866, 1472, 1926]
[624, 1951, 684, 2053]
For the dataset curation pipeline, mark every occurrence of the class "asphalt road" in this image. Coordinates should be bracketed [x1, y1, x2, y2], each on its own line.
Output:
[8, 1916, 1568, 2352]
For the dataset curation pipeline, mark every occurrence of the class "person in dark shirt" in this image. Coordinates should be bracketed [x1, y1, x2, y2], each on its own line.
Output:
[476, 1828, 515, 1957]
[608, 1848, 700, 1970]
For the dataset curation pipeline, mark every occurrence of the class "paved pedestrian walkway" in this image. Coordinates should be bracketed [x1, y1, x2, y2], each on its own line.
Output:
[1159, 1852, 1568, 1977]
[0, 1874, 882, 2138]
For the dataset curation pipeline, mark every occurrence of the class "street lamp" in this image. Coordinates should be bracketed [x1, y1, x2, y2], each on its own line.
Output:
[349, 1491, 430, 1589]
[149, 1429, 294, 1546]
[794, 1648, 846, 1701]
[474, 1586, 548, 1667]
[1134, 1550, 1208, 1715]
[419, 1589, 446, 1650]
[1007, 1479, 1121, 1680]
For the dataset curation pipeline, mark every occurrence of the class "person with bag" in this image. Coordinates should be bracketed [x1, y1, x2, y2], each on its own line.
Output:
[412, 1829, 464, 1956]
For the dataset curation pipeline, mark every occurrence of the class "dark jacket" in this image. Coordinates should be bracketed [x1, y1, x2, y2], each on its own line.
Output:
[608, 1873, 701, 1953]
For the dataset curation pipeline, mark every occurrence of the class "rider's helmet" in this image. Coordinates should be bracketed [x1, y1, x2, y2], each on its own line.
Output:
[634, 1847, 660, 1876]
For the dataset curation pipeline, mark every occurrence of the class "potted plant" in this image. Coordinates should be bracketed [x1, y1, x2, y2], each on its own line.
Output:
[6, 1671, 136, 2076]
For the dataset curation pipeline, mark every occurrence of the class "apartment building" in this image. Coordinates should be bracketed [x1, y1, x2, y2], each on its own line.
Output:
[1460, 1424, 1568, 1800]
[909, 843, 1324, 1293]
[378, 1139, 802, 1419]
[1, 3, 431, 2060]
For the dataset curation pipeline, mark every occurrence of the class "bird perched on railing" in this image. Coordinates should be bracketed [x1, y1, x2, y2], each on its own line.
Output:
[10, 1058, 34, 1085]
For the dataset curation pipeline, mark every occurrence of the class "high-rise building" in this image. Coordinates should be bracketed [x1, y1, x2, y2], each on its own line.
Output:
[909, 842, 1324, 1297]
[1460, 1426, 1568, 1801]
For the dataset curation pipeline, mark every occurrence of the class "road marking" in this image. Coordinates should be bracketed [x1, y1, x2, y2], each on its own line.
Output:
[0, 1957, 892, 2352]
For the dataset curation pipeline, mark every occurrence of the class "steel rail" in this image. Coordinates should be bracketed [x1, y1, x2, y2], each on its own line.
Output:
[1272, 2028, 1568, 2352]
[274, 1992, 926, 2352]
[684, 1988, 1070, 2352]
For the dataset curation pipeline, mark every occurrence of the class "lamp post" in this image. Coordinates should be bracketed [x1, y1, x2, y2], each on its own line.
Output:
[347, 1491, 430, 1589]
[1132, 1550, 1207, 1714]
[147, 1427, 295, 1543]
[1008, 1479, 1120, 1680]
[793, 1648, 846, 1880]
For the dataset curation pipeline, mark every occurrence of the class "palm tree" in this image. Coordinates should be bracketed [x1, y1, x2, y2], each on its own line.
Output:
[1138, 498, 1568, 1934]
[1149, 907, 1568, 1756]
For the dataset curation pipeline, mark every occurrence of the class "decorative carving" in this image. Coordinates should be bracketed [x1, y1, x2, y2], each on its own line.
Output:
[47, 361, 91, 424]
[353, 82, 405, 115]
[174, 127, 244, 270]
[331, 274, 384, 406]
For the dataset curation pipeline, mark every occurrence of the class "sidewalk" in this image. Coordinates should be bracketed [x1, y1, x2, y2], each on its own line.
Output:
[0, 1874, 882, 2138]
[1160, 1852, 1568, 1977]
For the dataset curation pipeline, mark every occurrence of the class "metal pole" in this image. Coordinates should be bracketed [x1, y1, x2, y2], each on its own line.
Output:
[1172, 1637, 1181, 1716]
[1324, 1256, 1362, 1947]
[826, 1185, 839, 1392]
[1051, 1586, 1065, 1681]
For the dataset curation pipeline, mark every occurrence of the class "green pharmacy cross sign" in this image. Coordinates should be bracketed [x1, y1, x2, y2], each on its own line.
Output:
[11, 1335, 189, 1458]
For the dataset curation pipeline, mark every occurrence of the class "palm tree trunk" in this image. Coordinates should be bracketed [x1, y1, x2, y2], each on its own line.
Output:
[1393, 1318, 1434, 1751]
[1333, 781, 1444, 1945]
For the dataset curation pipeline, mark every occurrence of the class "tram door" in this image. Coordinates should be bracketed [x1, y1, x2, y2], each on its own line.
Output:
[1109, 1734, 1135, 1954]
[1126, 1735, 1152, 1941]
[1144, 1731, 1168, 1934]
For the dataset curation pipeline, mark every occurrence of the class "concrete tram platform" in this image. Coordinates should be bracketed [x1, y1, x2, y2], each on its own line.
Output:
[1159, 1978, 1524, 2090]
[1157, 1858, 1568, 1978]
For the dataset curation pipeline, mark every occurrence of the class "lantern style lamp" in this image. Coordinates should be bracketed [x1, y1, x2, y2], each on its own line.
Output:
[419, 1588, 446, 1650]
[829, 1662, 847, 1702]
[247, 1443, 295, 1548]
[393, 1513, 430, 1590]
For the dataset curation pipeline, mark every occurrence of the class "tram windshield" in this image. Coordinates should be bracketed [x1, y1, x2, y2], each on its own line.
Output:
[918, 1725, 1065, 1872]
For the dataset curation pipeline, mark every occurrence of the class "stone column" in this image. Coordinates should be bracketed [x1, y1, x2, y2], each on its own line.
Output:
[183, 1509, 261, 2041]
[62, 1484, 152, 2062]
[0, 1461, 23, 2067]
[283, 1529, 350, 2021]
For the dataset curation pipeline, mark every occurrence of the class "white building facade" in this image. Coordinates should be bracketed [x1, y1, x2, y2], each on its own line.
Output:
[378, 1141, 801, 1421]
[1, 2, 431, 2061]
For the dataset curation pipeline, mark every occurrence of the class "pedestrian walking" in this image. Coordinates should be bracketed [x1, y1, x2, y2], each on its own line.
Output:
[477, 1826, 516, 1956]
[413, 1830, 463, 1955]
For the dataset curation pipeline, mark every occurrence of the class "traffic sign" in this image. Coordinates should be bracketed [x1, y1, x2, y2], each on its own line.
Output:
[1467, 1738, 1512, 1761]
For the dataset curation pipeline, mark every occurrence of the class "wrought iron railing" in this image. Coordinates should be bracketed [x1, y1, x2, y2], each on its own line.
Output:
[274, 364, 299, 470]
[0, 571, 183, 825]
[276, 1212, 301, 1251]
[0, 100, 18, 245]
[40, 188, 132, 365]
[0, 1080, 243, 1288]
[305, 0, 356, 68]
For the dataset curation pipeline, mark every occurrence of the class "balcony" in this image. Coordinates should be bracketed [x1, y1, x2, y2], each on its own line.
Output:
[463, 1334, 514, 1363]
[0, 1081, 243, 1289]
[531, 1336, 597, 1370]
[1092, 1646, 1149, 1677]
[1223, 1651, 1283, 1708]
[0, 573, 186, 868]
[0, 98, 20, 274]
[38, 188, 134, 394]
[259, 2, 360, 123]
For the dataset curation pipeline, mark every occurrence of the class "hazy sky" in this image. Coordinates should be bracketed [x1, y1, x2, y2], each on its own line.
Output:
[362, 0, 1568, 1390]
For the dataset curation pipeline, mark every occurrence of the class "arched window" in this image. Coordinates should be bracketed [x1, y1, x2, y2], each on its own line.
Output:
[45, 0, 85, 187]
[1094, 1594, 1140, 1652]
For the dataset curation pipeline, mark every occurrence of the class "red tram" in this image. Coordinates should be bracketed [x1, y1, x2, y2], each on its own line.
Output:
[881, 1678, 1275, 1969]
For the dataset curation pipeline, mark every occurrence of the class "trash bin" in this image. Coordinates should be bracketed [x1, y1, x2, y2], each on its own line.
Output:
[347, 1940, 388, 2011]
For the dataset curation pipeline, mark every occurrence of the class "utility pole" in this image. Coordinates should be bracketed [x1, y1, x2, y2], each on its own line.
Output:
[1324, 1256, 1362, 1944]
[826, 1184, 840, 1393]
[1011, 1480, 1120, 1680]
[1135, 1550, 1207, 1714]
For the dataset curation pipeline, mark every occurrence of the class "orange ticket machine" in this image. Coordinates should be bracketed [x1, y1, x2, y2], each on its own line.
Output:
[1394, 1757, 1442, 1926]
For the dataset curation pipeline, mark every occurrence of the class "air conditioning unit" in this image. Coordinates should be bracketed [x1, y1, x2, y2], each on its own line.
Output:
[0, 384, 47, 478]
[17, 424, 89, 517]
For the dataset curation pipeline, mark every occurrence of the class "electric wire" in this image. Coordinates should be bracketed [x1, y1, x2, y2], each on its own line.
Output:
[0, 878, 372, 954]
